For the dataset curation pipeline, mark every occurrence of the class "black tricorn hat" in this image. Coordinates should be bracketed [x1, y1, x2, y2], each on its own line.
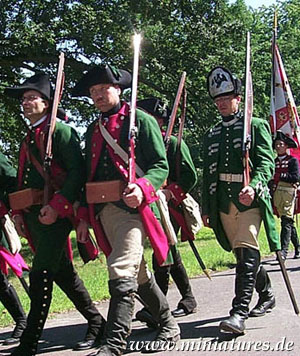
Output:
[72, 65, 132, 97]
[4, 73, 67, 120]
[137, 98, 171, 122]
[4, 73, 52, 100]
[273, 130, 298, 148]
[207, 66, 242, 99]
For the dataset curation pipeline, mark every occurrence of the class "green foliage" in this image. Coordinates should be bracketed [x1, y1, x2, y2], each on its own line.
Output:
[2, 0, 300, 163]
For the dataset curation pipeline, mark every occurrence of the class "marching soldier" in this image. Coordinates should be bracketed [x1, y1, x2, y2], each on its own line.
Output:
[272, 131, 300, 259]
[202, 67, 279, 334]
[0, 152, 27, 345]
[73, 65, 180, 355]
[136, 98, 197, 322]
[4, 73, 106, 355]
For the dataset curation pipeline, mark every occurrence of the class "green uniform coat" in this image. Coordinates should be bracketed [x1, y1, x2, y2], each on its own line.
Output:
[0, 153, 18, 249]
[202, 114, 280, 252]
[165, 134, 198, 241]
[16, 117, 85, 272]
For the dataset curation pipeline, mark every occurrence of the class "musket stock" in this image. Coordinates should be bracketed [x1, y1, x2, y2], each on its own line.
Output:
[164, 72, 186, 149]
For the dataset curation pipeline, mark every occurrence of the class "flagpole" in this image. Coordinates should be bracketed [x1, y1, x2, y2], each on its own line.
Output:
[270, 11, 277, 137]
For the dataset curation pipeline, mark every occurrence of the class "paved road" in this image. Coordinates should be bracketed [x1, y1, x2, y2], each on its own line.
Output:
[0, 252, 300, 355]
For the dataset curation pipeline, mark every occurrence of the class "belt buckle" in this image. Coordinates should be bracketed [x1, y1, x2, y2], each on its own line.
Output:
[227, 173, 232, 182]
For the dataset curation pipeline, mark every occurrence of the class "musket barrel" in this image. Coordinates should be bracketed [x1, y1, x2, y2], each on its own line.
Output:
[128, 33, 142, 184]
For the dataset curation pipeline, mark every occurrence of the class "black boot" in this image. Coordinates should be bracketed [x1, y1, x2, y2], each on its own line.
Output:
[152, 253, 170, 295]
[135, 307, 158, 329]
[219, 248, 260, 334]
[11, 270, 54, 356]
[249, 265, 275, 317]
[291, 225, 300, 259]
[91, 278, 137, 356]
[138, 274, 180, 351]
[0, 271, 27, 345]
[170, 247, 197, 316]
[54, 260, 106, 350]
[280, 216, 293, 259]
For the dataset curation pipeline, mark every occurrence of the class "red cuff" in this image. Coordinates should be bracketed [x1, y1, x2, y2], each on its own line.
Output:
[136, 178, 158, 204]
[0, 201, 8, 218]
[76, 206, 90, 224]
[49, 193, 73, 218]
[167, 183, 187, 206]
[11, 210, 23, 218]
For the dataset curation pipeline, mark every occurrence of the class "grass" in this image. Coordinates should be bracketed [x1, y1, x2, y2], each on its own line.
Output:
[0, 217, 292, 328]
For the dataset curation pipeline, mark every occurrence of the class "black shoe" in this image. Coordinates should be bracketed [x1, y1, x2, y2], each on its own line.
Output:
[171, 307, 196, 318]
[249, 295, 275, 317]
[75, 339, 97, 351]
[74, 321, 106, 351]
[3, 337, 20, 346]
[294, 251, 300, 259]
[3, 321, 27, 346]
[3, 323, 26, 346]
[219, 314, 245, 334]
[135, 308, 158, 329]
[10, 344, 36, 356]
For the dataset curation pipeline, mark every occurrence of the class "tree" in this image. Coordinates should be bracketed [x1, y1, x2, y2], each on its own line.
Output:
[1, 0, 300, 193]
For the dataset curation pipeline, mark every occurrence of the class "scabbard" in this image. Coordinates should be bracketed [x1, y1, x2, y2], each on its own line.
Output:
[188, 240, 211, 281]
[276, 250, 299, 315]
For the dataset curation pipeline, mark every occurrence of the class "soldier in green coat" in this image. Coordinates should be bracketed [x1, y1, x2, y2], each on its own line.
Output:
[4, 74, 106, 356]
[136, 98, 197, 320]
[0, 153, 27, 345]
[202, 67, 280, 335]
[73, 65, 180, 355]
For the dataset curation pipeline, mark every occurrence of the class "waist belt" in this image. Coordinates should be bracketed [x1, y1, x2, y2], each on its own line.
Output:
[219, 173, 243, 183]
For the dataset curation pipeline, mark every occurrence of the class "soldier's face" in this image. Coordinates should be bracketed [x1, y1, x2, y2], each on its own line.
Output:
[20, 90, 49, 124]
[275, 140, 288, 155]
[89, 84, 121, 112]
[214, 94, 241, 116]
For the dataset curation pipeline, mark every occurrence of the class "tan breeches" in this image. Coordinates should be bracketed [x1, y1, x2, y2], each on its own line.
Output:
[273, 182, 296, 219]
[99, 203, 151, 284]
[220, 202, 262, 250]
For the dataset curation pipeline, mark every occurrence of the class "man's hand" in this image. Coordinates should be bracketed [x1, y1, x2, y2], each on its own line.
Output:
[239, 185, 255, 206]
[13, 215, 26, 236]
[76, 220, 89, 243]
[202, 214, 211, 228]
[39, 205, 58, 225]
[122, 183, 144, 208]
[161, 189, 173, 202]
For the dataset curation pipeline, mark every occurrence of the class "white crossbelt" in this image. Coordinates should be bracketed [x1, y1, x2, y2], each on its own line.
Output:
[219, 173, 243, 183]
